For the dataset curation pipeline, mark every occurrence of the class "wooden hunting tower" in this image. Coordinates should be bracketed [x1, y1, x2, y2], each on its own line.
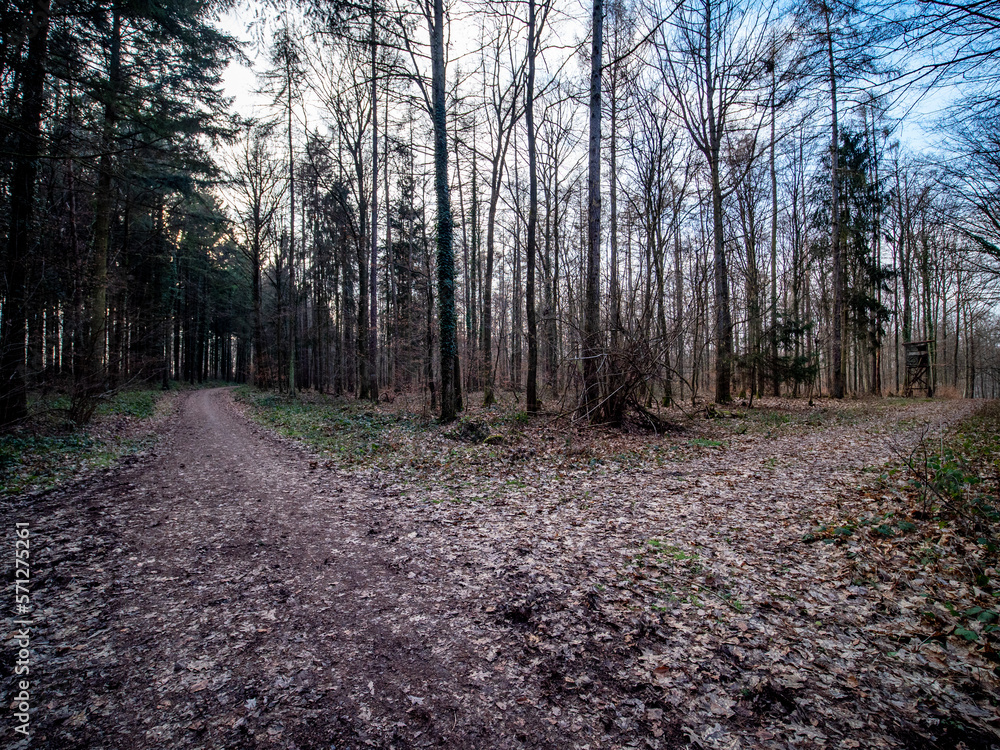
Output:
[904, 340, 933, 397]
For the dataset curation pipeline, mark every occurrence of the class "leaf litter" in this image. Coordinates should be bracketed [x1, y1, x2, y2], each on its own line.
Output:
[4, 389, 998, 749]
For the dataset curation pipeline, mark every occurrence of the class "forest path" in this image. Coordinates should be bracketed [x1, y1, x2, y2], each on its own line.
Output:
[17, 387, 547, 749]
[9, 391, 997, 749]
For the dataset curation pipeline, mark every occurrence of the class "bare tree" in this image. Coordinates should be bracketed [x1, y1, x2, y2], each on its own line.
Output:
[472, 12, 525, 406]
[229, 122, 286, 388]
[654, 0, 773, 403]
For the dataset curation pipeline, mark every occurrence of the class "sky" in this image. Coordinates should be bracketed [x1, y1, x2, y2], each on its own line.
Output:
[212, 0, 958, 169]
[217, 5, 273, 120]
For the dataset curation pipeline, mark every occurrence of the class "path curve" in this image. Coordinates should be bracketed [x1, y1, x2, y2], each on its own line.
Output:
[16, 388, 547, 749]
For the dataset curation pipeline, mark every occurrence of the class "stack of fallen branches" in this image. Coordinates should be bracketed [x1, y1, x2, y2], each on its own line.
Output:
[590, 329, 683, 433]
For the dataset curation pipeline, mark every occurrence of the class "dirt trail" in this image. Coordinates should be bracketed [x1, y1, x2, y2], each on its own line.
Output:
[13, 389, 550, 749]
[6, 390, 998, 749]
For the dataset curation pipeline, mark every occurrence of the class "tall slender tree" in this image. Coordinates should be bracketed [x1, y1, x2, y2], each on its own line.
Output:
[582, 0, 604, 419]
[429, 0, 458, 420]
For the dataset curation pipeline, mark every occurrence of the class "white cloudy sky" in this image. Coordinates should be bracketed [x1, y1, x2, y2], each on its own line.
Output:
[217, 4, 273, 119]
[211, 0, 952, 160]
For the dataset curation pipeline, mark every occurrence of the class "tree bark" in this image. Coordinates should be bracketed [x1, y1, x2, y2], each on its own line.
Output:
[581, 0, 603, 420]
[525, 0, 539, 413]
[826, 6, 845, 399]
[369, 12, 379, 401]
[706, 2, 732, 404]
[287, 48, 298, 396]
[431, 0, 458, 421]
[482, 171, 499, 406]
[769, 55, 780, 397]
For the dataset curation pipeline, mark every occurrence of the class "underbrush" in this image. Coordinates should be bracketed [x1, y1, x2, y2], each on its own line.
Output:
[0, 387, 168, 497]
[233, 389, 912, 481]
[232, 386, 693, 475]
[233, 386, 427, 465]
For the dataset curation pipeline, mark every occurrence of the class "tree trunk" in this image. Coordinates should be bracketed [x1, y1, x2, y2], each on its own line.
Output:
[83, 2, 123, 410]
[581, 0, 603, 420]
[826, 7, 845, 399]
[482, 165, 500, 406]
[706, 2, 732, 404]
[431, 0, 458, 421]
[673, 226, 684, 403]
[287, 53, 297, 397]
[525, 0, 539, 413]
[609, 47, 620, 349]
[369, 14, 379, 401]
[769, 57, 780, 397]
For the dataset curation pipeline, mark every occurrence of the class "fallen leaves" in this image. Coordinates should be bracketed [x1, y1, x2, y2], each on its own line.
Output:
[11, 391, 1000, 749]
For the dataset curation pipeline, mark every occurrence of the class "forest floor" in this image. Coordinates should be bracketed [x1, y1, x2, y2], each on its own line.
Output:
[0, 387, 174, 499]
[4, 388, 1000, 749]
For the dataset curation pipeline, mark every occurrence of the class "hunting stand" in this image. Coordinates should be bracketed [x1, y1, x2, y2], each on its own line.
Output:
[904, 340, 933, 397]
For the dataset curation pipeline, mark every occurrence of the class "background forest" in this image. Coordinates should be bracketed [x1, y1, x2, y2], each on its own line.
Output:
[2, 0, 999, 427]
